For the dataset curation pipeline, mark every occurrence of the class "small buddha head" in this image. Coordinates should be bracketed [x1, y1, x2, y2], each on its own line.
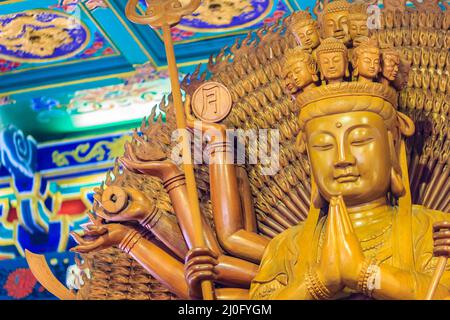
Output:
[318, 0, 351, 46]
[393, 58, 412, 90]
[289, 11, 321, 51]
[348, 3, 369, 46]
[296, 83, 415, 206]
[351, 38, 381, 82]
[316, 37, 349, 83]
[381, 48, 400, 81]
[284, 47, 319, 93]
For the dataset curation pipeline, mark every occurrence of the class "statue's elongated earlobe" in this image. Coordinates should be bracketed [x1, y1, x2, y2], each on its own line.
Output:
[397, 112, 415, 137]
[390, 167, 405, 197]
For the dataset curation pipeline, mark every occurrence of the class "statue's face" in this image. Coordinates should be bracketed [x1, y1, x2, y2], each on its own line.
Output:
[305, 111, 391, 206]
[357, 51, 380, 79]
[293, 24, 320, 50]
[288, 61, 314, 89]
[318, 52, 347, 81]
[382, 55, 399, 81]
[349, 18, 368, 44]
[322, 11, 351, 45]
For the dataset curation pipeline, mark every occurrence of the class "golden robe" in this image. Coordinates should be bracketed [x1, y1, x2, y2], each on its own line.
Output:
[250, 205, 450, 300]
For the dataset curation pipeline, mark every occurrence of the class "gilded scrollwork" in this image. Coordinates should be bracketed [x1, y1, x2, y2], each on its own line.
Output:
[52, 135, 131, 167]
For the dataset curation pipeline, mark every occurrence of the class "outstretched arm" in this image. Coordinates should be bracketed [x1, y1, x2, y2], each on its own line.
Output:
[71, 223, 251, 300]
[207, 137, 269, 263]
[184, 98, 269, 264]
[119, 156, 260, 287]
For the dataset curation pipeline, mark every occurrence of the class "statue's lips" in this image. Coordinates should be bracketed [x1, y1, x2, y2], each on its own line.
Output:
[335, 174, 360, 183]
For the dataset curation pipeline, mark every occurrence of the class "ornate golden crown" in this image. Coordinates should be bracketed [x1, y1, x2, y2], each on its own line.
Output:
[296, 81, 399, 110]
[285, 47, 317, 71]
[348, 2, 368, 19]
[289, 10, 317, 28]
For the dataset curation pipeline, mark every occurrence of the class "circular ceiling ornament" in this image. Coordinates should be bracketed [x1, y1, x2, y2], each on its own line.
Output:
[178, 0, 275, 32]
[0, 10, 90, 63]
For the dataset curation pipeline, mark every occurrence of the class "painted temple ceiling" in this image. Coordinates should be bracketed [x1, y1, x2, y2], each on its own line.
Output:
[0, 0, 304, 141]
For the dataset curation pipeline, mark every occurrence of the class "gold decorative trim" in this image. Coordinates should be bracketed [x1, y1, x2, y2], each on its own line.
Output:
[296, 82, 399, 109]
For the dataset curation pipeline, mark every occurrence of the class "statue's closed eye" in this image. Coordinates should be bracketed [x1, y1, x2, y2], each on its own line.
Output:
[312, 143, 334, 151]
[349, 128, 375, 146]
[350, 137, 374, 146]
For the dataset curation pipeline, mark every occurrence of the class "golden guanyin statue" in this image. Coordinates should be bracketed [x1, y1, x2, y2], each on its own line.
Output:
[27, 0, 450, 301]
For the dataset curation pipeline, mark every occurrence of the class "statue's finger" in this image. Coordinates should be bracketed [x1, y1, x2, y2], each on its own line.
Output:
[185, 247, 218, 263]
[433, 246, 450, 257]
[188, 270, 217, 284]
[185, 256, 218, 270]
[85, 225, 108, 236]
[70, 232, 88, 245]
[337, 196, 354, 234]
[94, 207, 114, 221]
[186, 264, 216, 278]
[118, 157, 142, 174]
[433, 230, 450, 240]
[435, 239, 450, 246]
[433, 221, 450, 232]
[324, 198, 338, 246]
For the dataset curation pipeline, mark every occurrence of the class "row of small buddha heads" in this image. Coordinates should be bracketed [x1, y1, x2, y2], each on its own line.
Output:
[376, 28, 450, 49]
[284, 37, 403, 95]
[381, 8, 450, 30]
[289, 2, 371, 52]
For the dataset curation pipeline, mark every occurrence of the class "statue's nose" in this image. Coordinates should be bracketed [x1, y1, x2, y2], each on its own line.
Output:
[334, 144, 356, 168]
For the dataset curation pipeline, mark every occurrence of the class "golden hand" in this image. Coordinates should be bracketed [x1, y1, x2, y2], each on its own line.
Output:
[313, 197, 345, 296]
[70, 223, 133, 253]
[184, 247, 219, 300]
[93, 185, 157, 225]
[120, 140, 181, 183]
[184, 95, 227, 143]
[333, 196, 366, 291]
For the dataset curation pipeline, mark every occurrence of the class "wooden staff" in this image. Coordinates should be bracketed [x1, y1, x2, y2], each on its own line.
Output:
[125, 0, 214, 300]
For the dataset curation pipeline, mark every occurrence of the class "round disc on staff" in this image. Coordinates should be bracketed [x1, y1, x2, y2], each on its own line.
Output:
[192, 82, 232, 123]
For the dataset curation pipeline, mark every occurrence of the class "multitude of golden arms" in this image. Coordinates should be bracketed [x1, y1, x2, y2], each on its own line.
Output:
[26, 0, 450, 300]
